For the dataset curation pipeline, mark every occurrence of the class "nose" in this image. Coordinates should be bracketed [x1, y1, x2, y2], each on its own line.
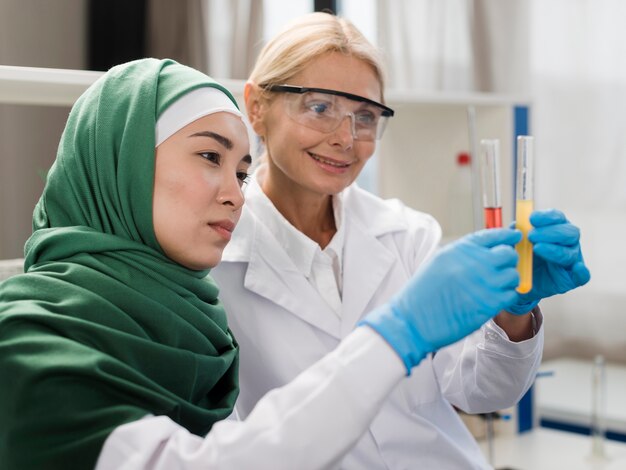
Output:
[217, 174, 245, 210]
[330, 113, 356, 149]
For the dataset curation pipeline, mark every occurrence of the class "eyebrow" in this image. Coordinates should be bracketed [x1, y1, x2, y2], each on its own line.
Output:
[189, 131, 234, 150]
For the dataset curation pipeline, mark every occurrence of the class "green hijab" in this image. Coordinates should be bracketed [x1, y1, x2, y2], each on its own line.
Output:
[0, 59, 240, 469]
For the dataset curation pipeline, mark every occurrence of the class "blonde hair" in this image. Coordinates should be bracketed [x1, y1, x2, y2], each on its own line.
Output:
[249, 12, 387, 102]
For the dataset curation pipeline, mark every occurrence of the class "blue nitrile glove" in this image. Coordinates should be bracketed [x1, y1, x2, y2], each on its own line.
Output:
[507, 209, 591, 315]
[359, 228, 521, 374]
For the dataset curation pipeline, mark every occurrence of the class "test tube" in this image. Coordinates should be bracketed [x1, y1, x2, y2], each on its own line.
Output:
[591, 355, 607, 458]
[480, 139, 502, 229]
[515, 136, 534, 294]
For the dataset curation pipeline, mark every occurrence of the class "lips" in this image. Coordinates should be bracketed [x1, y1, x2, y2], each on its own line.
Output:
[208, 220, 236, 240]
[209, 220, 235, 232]
[308, 152, 352, 168]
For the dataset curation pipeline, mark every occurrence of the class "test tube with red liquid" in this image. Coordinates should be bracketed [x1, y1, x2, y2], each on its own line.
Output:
[480, 139, 502, 229]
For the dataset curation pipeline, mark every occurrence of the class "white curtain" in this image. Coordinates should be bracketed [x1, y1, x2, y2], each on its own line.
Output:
[147, 0, 210, 72]
[471, 0, 529, 94]
[204, 0, 264, 79]
[376, 0, 529, 93]
[148, 0, 264, 80]
[376, 0, 475, 91]
[531, 0, 626, 211]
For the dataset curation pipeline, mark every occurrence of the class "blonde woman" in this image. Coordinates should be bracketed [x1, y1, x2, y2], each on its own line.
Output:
[212, 12, 590, 469]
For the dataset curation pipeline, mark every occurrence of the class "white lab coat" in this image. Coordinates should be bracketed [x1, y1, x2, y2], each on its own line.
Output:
[211, 177, 544, 470]
[95, 327, 408, 470]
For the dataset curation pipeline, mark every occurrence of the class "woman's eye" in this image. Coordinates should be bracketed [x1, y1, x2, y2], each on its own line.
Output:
[355, 110, 377, 125]
[199, 151, 220, 164]
[307, 102, 330, 115]
[237, 172, 250, 185]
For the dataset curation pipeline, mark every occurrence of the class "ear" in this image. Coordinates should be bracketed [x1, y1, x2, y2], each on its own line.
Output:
[244, 82, 267, 137]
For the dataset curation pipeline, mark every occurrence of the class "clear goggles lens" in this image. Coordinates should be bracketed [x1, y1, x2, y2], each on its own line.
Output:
[268, 86, 393, 141]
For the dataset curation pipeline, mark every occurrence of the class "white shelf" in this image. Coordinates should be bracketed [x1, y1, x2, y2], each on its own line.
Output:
[0, 64, 529, 108]
[0, 65, 103, 106]
[386, 88, 530, 107]
[0, 65, 245, 107]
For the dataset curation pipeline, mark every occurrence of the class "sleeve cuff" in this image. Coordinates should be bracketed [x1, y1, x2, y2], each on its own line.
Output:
[484, 307, 544, 358]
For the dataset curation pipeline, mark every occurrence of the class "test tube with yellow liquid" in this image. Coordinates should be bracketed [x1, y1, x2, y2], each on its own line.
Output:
[515, 136, 534, 293]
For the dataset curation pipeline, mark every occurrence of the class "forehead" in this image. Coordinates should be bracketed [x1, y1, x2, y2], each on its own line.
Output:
[184, 112, 248, 142]
[288, 52, 382, 103]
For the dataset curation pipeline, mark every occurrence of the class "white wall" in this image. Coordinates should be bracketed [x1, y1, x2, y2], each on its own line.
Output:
[0, 0, 87, 258]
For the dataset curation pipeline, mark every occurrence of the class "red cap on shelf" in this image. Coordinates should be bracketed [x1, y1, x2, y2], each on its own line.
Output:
[457, 152, 471, 165]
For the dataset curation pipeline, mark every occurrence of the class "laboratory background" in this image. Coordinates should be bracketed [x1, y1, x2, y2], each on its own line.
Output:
[0, 0, 625, 468]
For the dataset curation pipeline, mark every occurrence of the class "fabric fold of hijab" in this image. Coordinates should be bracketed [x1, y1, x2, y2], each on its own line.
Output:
[0, 58, 239, 469]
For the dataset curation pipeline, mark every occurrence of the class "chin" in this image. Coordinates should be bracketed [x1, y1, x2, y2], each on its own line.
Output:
[318, 178, 354, 196]
[180, 254, 222, 271]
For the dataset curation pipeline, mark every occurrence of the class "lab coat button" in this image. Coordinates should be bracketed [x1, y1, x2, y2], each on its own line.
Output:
[486, 331, 499, 341]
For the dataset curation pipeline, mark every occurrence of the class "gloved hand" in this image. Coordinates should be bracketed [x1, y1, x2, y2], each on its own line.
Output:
[359, 228, 521, 374]
[507, 209, 591, 315]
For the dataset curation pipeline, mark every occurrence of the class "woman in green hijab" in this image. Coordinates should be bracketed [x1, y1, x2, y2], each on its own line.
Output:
[0, 58, 247, 468]
[0, 58, 527, 469]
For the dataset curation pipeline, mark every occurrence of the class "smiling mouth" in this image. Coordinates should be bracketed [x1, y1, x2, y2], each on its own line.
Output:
[308, 152, 351, 168]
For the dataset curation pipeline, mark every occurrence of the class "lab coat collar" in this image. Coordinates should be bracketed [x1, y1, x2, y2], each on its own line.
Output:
[239, 173, 346, 282]
[337, 183, 409, 333]
[238, 205, 344, 337]
[222, 177, 407, 338]
[339, 211, 397, 336]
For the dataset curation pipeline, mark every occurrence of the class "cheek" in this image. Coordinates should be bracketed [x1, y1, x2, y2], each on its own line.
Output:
[153, 172, 181, 241]
[355, 142, 376, 162]
[233, 206, 243, 225]
[155, 171, 186, 210]
[268, 113, 311, 148]
[154, 169, 211, 229]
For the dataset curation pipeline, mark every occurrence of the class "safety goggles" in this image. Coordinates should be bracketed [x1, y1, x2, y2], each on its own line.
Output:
[264, 84, 395, 141]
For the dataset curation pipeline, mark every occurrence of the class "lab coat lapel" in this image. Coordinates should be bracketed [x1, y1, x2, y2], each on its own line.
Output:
[243, 221, 342, 339]
[340, 215, 396, 337]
